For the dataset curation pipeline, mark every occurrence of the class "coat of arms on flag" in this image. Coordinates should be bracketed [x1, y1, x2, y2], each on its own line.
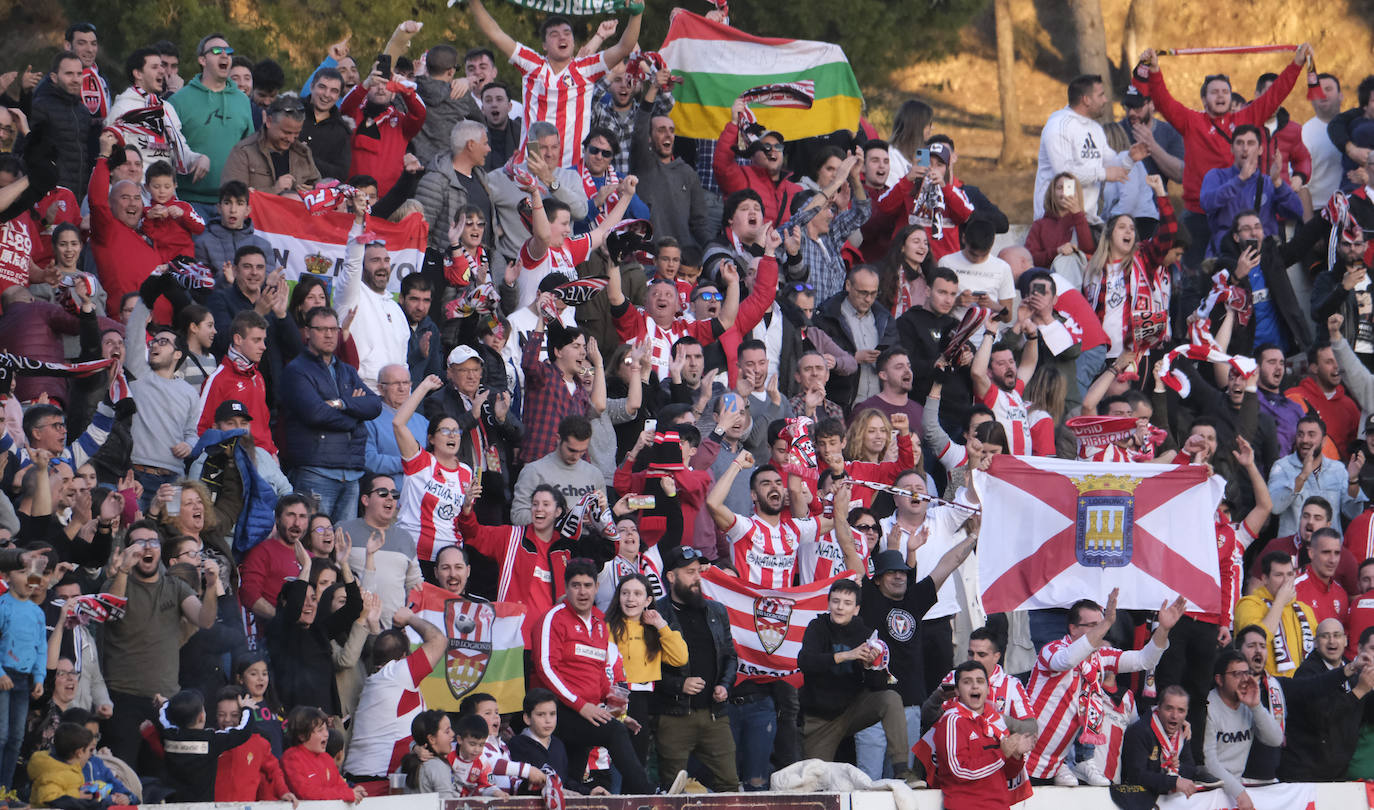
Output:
[754, 596, 794, 654]
[444, 599, 495, 700]
[973, 456, 1224, 614]
[408, 585, 526, 712]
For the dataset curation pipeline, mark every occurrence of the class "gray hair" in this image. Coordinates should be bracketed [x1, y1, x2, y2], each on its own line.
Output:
[266, 93, 306, 124]
[528, 121, 559, 142]
[450, 119, 487, 155]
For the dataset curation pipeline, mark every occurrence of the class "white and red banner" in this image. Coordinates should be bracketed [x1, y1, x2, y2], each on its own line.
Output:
[247, 190, 427, 294]
[972, 455, 1224, 614]
[699, 566, 851, 686]
[1157, 781, 1316, 810]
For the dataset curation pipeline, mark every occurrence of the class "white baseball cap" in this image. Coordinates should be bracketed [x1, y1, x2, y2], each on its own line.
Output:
[446, 345, 481, 366]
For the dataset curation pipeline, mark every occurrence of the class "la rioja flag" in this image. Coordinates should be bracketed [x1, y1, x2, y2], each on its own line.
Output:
[972, 456, 1224, 613]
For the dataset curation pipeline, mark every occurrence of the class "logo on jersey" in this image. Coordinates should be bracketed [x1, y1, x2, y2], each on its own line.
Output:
[1072, 474, 1143, 568]
[886, 609, 916, 642]
[443, 599, 494, 700]
[754, 596, 795, 654]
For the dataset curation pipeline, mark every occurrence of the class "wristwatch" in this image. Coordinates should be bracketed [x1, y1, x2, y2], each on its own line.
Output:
[548, 178, 561, 192]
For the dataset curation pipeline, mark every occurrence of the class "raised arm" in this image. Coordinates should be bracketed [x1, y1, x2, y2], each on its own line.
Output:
[394, 374, 442, 459]
[587, 175, 638, 251]
[601, 11, 644, 69]
[467, 0, 518, 58]
[1233, 437, 1272, 539]
[969, 315, 998, 398]
[706, 450, 752, 530]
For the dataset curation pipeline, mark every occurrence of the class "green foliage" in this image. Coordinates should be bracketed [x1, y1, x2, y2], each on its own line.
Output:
[51, 0, 983, 96]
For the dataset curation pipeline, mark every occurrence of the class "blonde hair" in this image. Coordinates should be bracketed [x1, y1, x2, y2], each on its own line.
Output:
[389, 199, 425, 223]
[1042, 172, 1084, 218]
[159, 478, 219, 537]
[1025, 365, 1068, 424]
[844, 409, 893, 463]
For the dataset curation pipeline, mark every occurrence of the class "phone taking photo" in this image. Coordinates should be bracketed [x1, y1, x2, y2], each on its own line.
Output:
[915, 148, 931, 168]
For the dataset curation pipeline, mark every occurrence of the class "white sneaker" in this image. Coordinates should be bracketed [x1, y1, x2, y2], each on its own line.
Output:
[667, 769, 689, 795]
[1052, 762, 1079, 786]
[1072, 760, 1111, 787]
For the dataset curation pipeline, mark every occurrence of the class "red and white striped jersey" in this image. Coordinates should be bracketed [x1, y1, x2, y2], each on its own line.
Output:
[1344, 508, 1374, 563]
[398, 449, 475, 561]
[509, 45, 609, 168]
[1189, 520, 1253, 627]
[516, 234, 593, 312]
[939, 664, 1035, 721]
[1025, 635, 1127, 779]
[981, 380, 1031, 455]
[797, 527, 870, 585]
[725, 512, 818, 588]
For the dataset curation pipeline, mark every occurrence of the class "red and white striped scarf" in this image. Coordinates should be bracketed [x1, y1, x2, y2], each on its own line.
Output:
[579, 165, 620, 225]
[945, 697, 1008, 742]
[1157, 319, 1258, 398]
[1085, 254, 1172, 353]
[644, 315, 689, 378]
[1195, 268, 1252, 326]
[81, 67, 107, 119]
[1150, 712, 1184, 775]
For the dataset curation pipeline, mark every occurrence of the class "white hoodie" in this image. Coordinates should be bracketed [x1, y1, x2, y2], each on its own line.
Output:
[1034, 106, 1130, 224]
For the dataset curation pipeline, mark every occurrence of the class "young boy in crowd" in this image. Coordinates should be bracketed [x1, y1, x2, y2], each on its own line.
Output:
[193, 180, 272, 271]
[0, 555, 49, 791]
[460, 691, 542, 794]
[157, 688, 255, 801]
[281, 706, 366, 802]
[27, 722, 106, 807]
[451, 714, 544, 798]
[62, 708, 137, 805]
[143, 160, 206, 262]
[507, 688, 573, 789]
[212, 686, 295, 803]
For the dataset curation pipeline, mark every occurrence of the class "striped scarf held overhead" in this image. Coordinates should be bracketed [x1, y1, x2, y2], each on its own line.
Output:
[1156, 319, 1258, 399]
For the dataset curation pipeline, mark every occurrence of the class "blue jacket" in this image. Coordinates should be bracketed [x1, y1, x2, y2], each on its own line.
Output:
[406, 316, 444, 385]
[0, 592, 46, 681]
[1199, 165, 1304, 256]
[364, 404, 429, 478]
[190, 428, 279, 556]
[280, 350, 382, 469]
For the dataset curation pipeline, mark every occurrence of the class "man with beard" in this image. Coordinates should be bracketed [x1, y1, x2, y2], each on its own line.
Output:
[575, 127, 649, 233]
[1254, 344, 1303, 457]
[592, 62, 673, 176]
[855, 348, 923, 431]
[1317, 235, 1374, 372]
[102, 520, 220, 766]
[630, 94, 713, 255]
[337, 191, 409, 389]
[31, 51, 94, 200]
[1117, 85, 1185, 186]
[1234, 623, 1370, 782]
[654, 546, 739, 792]
[971, 319, 1038, 456]
[237, 494, 308, 625]
[1267, 414, 1365, 537]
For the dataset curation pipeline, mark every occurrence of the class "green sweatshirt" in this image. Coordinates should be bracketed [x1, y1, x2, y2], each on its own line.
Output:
[167, 76, 254, 203]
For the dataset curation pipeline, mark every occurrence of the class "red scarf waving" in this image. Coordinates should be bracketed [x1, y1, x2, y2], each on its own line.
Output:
[579, 165, 620, 225]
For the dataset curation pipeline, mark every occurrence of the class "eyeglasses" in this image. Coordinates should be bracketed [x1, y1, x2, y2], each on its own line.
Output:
[39, 420, 67, 432]
[585, 145, 614, 158]
[694, 291, 724, 302]
[203, 46, 235, 56]
[436, 427, 462, 436]
[310, 526, 333, 535]
[176, 549, 204, 559]
[149, 336, 176, 347]
[309, 325, 340, 333]
[133, 538, 162, 549]
[0, 126, 14, 134]
[368, 488, 400, 499]
[54, 670, 77, 678]
[853, 523, 879, 533]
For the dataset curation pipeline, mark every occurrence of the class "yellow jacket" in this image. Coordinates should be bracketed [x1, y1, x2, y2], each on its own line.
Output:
[613, 616, 689, 685]
[27, 751, 85, 807]
[1234, 586, 1319, 678]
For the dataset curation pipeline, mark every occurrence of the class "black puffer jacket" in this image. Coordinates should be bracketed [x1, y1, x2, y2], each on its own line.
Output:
[28, 77, 93, 199]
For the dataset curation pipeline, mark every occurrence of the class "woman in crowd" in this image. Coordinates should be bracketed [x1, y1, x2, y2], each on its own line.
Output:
[1081, 177, 1175, 361]
[174, 303, 217, 389]
[886, 99, 934, 186]
[840, 408, 916, 506]
[1025, 172, 1096, 279]
[878, 224, 934, 316]
[605, 573, 687, 766]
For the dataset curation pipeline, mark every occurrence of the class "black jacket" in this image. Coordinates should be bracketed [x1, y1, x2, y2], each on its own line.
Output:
[894, 305, 972, 433]
[266, 579, 340, 714]
[1312, 257, 1374, 369]
[1276, 652, 1365, 781]
[1245, 664, 1351, 779]
[298, 100, 353, 181]
[1212, 228, 1313, 355]
[28, 77, 94, 199]
[797, 614, 887, 720]
[811, 290, 898, 410]
[1119, 713, 1195, 798]
[654, 594, 737, 717]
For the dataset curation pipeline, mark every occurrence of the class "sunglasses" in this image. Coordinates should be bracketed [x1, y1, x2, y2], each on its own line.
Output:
[756, 143, 781, 155]
[585, 145, 614, 158]
[368, 488, 400, 499]
[789, 283, 815, 293]
[694, 291, 724, 302]
[853, 523, 880, 533]
[677, 547, 704, 561]
[203, 46, 235, 56]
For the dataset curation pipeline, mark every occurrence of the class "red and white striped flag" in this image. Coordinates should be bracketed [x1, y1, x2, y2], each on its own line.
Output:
[972, 455, 1224, 614]
[699, 567, 851, 685]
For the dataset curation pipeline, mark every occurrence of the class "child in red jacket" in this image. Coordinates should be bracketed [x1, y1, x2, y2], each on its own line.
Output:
[281, 706, 366, 802]
[212, 687, 296, 803]
[143, 160, 206, 262]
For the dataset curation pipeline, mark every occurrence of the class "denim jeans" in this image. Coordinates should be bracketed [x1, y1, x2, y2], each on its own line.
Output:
[855, 703, 921, 779]
[132, 468, 179, 513]
[1074, 344, 1108, 415]
[0, 673, 30, 787]
[1028, 608, 1069, 655]
[290, 467, 361, 524]
[726, 696, 775, 790]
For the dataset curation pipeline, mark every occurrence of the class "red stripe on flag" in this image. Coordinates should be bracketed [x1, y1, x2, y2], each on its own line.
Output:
[982, 525, 1080, 613]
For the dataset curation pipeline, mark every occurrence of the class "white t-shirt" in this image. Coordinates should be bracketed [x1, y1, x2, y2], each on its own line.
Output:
[938, 251, 1014, 319]
[1302, 116, 1343, 209]
[341, 648, 432, 777]
[515, 234, 592, 312]
[1101, 263, 1128, 357]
